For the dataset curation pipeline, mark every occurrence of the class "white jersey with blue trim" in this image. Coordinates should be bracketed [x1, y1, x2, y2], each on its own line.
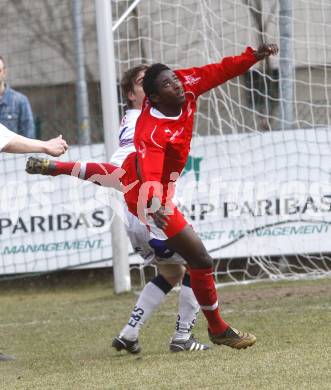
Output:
[110, 109, 141, 167]
[0, 123, 16, 152]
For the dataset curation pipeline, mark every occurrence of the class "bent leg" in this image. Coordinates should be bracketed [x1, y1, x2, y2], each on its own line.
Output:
[166, 225, 212, 269]
[119, 264, 184, 342]
[157, 263, 185, 286]
[26, 157, 123, 190]
[166, 225, 229, 335]
[173, 272, 199, 337]
[117, 273, 173, 343]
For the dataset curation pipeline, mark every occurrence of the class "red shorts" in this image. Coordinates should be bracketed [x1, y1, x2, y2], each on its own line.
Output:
[121, 152, 187, 239]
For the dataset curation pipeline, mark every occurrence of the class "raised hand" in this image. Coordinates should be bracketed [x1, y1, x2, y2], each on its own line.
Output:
[254, 43, 279, 60]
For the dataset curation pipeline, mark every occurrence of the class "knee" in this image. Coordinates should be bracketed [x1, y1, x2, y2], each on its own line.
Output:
[158, 264, 185, 286]
[191, 252, 213, 269]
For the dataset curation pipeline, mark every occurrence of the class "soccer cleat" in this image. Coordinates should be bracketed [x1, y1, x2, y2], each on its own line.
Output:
[111, 335, 141, 354]
[169, 334, 210, 352]
[0, 352, 16, 361]
[26, 156, 55, 175]
[208, 327, 256, 349]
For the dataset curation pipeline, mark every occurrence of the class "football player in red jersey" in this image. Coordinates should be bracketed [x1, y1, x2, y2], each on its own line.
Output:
[121, 43, 278, 348]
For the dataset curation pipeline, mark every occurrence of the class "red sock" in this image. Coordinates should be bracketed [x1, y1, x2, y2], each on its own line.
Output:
[52, 161, 78, 176]
[52, 161, 122, 189]
[189, 267, 229, 335]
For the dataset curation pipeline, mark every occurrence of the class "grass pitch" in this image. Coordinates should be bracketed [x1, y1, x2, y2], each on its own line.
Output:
[0, 277, 330, 389]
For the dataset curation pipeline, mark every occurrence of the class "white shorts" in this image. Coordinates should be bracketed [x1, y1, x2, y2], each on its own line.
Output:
[124, 203, 186, 266]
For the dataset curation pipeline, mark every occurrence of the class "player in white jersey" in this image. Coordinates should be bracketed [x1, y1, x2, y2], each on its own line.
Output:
[0, 123, 68, 361]
[25, 66, 209, 353]
[110, 109, 140, 166]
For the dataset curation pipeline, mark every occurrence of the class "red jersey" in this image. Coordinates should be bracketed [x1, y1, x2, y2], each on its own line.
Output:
[133, 47, 258, 203]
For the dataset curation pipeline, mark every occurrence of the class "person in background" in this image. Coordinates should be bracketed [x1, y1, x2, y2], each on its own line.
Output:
[0, 55, 36, 139]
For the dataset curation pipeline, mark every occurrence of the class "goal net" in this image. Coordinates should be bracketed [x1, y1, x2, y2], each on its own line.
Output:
[1, 0, 331, 284]
[112, 0, 331, 284]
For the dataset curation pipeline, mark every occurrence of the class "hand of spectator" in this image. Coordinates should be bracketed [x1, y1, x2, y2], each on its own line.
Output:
[44, 135, 68, 157]
[254, 43, 279, 60]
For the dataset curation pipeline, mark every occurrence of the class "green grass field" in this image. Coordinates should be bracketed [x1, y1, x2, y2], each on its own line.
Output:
[0, 277, 330, 390]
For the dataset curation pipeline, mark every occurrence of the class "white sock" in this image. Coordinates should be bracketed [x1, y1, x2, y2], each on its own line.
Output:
[120, 275, 173, 341]
[173, 274, 200, 341]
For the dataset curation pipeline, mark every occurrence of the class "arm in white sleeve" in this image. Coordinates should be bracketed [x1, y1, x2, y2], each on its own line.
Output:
[0, 124, 68, 156]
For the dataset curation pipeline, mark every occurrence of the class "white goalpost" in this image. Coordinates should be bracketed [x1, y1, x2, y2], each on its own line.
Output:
[95, 0, 130, 293]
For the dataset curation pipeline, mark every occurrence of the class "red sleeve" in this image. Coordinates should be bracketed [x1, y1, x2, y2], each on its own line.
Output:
[137, 125, 169, 201]
[176, 47, 258, 98]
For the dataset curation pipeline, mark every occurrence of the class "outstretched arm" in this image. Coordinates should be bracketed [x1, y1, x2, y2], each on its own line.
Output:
[3, 134, 68, 157]
[176, 43, 279, 97]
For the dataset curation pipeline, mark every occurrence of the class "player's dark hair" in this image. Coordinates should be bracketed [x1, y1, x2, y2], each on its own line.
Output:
[121, 64, 149, 108]
[143, 63, 171, 101]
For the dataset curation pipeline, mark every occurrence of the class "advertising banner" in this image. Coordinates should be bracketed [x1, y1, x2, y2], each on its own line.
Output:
[1, 128, 331, 274]
[176, 128, 331, 258]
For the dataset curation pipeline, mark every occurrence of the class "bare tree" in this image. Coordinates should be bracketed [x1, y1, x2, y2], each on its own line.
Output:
[7, 0, 95, 82]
